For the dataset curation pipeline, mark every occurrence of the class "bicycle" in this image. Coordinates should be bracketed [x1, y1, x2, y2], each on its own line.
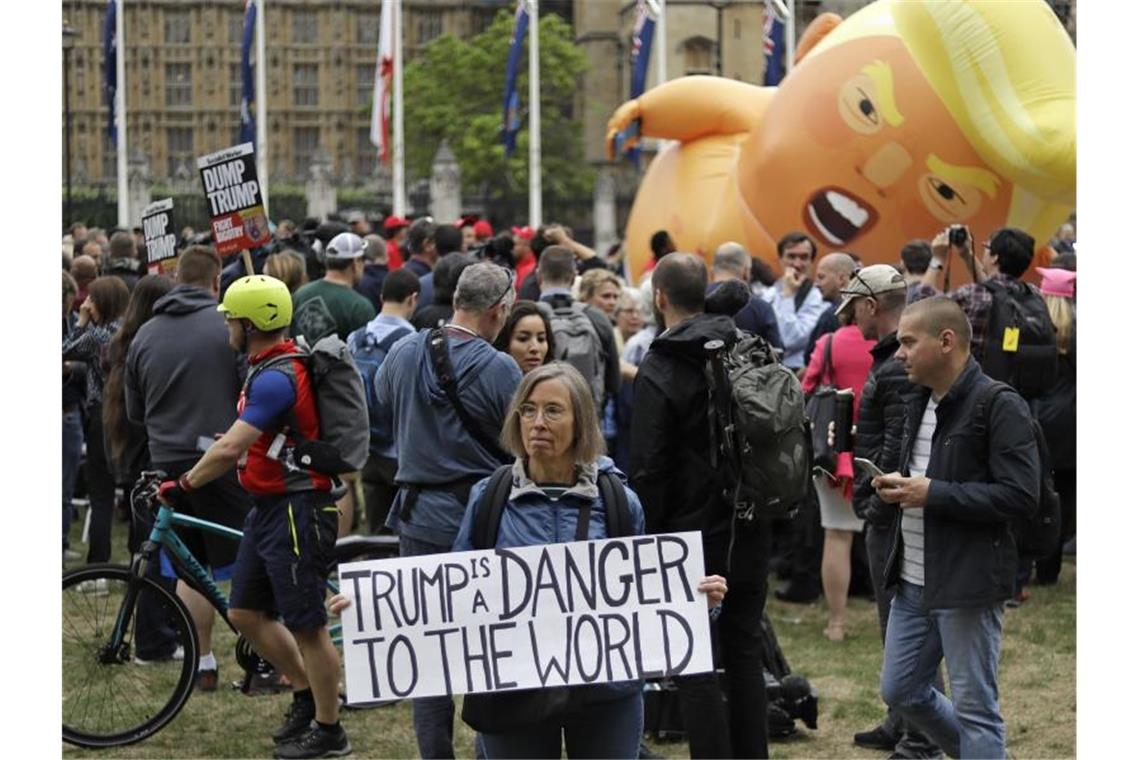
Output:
[62, 470, 398, 749]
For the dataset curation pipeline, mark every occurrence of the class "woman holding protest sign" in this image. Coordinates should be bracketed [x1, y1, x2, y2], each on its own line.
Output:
[452, 362, 725, 759]
[329, 362, 726, 758]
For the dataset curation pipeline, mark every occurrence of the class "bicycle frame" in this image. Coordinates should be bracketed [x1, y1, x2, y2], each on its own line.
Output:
[108, 499, 345, 656]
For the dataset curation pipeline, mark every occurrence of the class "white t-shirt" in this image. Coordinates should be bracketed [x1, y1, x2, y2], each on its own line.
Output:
[900, 396, 938, 586]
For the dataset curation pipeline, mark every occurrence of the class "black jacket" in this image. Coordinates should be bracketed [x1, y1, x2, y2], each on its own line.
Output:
[629, 314, 738, 547]
[884, 359, 1039, 609]
[854, 332, 911, 526]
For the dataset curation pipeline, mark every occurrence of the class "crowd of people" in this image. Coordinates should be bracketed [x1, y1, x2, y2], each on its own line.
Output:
[62, 210, 1077, 759]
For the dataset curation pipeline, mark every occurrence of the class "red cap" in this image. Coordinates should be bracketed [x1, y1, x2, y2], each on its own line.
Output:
[473, 220, 493, 239]
[383, 215, 410, 232]
[511, 225, 535, 241]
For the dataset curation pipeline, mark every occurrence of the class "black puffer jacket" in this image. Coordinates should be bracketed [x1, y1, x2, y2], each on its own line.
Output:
[630, 314, 738, 547]
[884, 359, 1039, 609]
[854, 332, 911, 526]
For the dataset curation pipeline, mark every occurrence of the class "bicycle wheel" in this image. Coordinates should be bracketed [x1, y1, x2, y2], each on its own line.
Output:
[62, 563, 199, 748]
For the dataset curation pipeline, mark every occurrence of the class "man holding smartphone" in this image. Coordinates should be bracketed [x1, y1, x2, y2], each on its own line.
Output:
[872, 296, 1039, 760]
[844, 265, 942, 758]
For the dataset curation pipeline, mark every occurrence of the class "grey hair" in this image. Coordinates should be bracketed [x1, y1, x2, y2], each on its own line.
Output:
[453, 262, 514, 313]
[500, 362, 605, 465]
[712, 241, 750, 275]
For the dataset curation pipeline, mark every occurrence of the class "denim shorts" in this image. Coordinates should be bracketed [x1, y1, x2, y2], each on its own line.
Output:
[229, 491, 339, 632]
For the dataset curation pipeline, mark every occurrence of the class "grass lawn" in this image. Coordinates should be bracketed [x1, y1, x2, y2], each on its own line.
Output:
[63, 513, 1075, 758]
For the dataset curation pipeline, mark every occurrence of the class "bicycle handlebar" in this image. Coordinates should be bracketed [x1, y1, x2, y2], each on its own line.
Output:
[130, 470, 169, 524]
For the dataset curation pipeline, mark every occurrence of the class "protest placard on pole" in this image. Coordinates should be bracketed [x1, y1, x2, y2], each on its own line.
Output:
[337, 531, 713, 704]
[141, 197, 178, 277]
[196, 142, 268, 271]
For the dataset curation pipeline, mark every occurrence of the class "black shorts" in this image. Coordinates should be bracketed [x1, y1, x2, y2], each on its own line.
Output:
[229, 490, 339, 632]
[153, 459, 252, 580]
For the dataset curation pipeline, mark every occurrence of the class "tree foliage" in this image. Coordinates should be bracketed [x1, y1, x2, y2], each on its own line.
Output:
[403, 10, 594, 212]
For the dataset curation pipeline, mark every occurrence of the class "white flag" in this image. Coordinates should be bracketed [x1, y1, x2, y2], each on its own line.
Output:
[370, 0, 394, 162]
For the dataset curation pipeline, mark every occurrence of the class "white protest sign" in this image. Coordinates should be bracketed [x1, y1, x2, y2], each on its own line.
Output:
[337, 531, 712, 704]
[142, 198, 178, 276]
[196, 142, 269, 255]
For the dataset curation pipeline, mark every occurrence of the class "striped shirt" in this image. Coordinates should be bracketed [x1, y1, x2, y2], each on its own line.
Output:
[900, 397, 938, 586]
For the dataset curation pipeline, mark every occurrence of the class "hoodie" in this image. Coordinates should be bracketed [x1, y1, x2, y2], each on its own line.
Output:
[125, 284, 245, 464]
[374, 329, 523, 547]
[630, 314, 739, 541]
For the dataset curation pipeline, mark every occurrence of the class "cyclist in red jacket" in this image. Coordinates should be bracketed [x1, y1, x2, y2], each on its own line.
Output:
[158, 275, 350, 759]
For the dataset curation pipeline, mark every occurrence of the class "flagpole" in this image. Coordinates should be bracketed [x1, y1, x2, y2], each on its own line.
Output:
[256, 0, 269, 217]
[393, 0, 405, 217]
[655, 0, 666, 88]
[653, 0, 667, 154]
[784, 0, 795, 75]
[115, 0, 128, 227]
[528, 0, 541, 228]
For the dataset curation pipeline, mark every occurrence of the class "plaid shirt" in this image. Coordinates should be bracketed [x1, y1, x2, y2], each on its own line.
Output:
[949, 273, 1023, 361]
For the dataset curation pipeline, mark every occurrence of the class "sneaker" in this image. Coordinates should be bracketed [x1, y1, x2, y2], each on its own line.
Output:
[133, 645, 185, 665]
[272, 697, 316, 744]
[76, 579, 109, 596]
[273, 724, 351, 759]
[854, 725, 902, 750]
[197, 668, 219, 692]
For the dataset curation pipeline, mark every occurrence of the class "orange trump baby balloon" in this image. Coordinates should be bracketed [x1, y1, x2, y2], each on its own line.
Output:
[606, 0, 1076, 285]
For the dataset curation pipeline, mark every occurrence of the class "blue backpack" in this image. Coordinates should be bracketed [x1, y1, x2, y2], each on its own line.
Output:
[347, 324, 413, 455]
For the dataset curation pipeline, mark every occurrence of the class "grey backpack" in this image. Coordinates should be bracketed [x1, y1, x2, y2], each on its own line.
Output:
[251, 335, 370, 473]
[547, 301, 606, 409]
[706, 334, 811, 521]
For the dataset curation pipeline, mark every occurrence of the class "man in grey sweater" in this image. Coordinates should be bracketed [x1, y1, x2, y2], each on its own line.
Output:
[125, 245, 252, 692]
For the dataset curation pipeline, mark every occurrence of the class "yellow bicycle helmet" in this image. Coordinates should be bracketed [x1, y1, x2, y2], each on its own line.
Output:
[217, 275, 293, 331]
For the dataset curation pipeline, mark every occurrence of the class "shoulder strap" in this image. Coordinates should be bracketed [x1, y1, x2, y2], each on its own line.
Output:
[822, 333, 835, 386]
[598, 471, 634, 539]
[428, 327, 511, 464]
[793, 279, 814, 312]
[473, 465, 515, 550]
[376, 326, 413, 354]
[972, 381, 1017, 461]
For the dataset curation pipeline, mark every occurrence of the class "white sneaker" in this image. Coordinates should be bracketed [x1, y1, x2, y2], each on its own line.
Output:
[133, 645, 185, 665]
[76, 579, 109, 596]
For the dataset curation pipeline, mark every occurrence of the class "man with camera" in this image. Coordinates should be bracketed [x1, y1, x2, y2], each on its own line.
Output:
[872, 296, 1039, 760]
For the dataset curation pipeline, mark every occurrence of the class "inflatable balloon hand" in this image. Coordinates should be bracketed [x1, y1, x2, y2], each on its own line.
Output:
[605, 100, 643, 162]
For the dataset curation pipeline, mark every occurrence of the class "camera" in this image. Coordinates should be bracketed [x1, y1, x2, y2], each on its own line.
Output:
[948, 224, 969, 248]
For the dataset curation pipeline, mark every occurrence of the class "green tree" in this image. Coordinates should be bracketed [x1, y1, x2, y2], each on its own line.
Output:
[403, 10, 594, 219]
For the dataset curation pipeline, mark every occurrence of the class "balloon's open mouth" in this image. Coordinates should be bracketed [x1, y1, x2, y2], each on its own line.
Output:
[803, 188, 878, 246]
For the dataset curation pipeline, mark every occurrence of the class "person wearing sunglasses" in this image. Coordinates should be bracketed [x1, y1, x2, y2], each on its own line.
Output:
[373, 262, 522, 758]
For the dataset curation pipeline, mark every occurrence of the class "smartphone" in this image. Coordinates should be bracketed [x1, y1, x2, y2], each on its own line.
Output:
[853, 457, 885, 479]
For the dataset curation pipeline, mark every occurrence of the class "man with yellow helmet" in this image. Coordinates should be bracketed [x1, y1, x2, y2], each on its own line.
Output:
[157, 274, 350, 758]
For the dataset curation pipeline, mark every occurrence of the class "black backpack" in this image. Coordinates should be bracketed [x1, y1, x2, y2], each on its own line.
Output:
[471, 464, 635, 550]
[979, 280, 1058, 399]
[705, 334, 812, 522]
[975, 383, 1061, 560]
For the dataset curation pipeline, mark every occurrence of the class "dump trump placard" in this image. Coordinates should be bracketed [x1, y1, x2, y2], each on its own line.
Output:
[142, 198, 178, 276]
[196, 142, 269, 255]
[337, 531, 713, 704]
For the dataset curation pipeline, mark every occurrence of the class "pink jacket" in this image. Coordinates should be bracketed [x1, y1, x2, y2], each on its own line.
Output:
[802, 324, 876, 496]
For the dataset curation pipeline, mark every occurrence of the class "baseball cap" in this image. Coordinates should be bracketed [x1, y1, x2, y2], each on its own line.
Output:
[511, 225, 535, 241]
[325, 232, 366, 260]
[835, 264, 907, 315]
[473, 220, 493, 239]
[383, 215, 410, 232]
[1036, 266, 1075, 298]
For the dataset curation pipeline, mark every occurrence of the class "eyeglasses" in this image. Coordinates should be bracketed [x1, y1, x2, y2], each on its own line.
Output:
[519, 403, 567, 422]
[495, 265, 515, 306]
[842, 268, 879, 301]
